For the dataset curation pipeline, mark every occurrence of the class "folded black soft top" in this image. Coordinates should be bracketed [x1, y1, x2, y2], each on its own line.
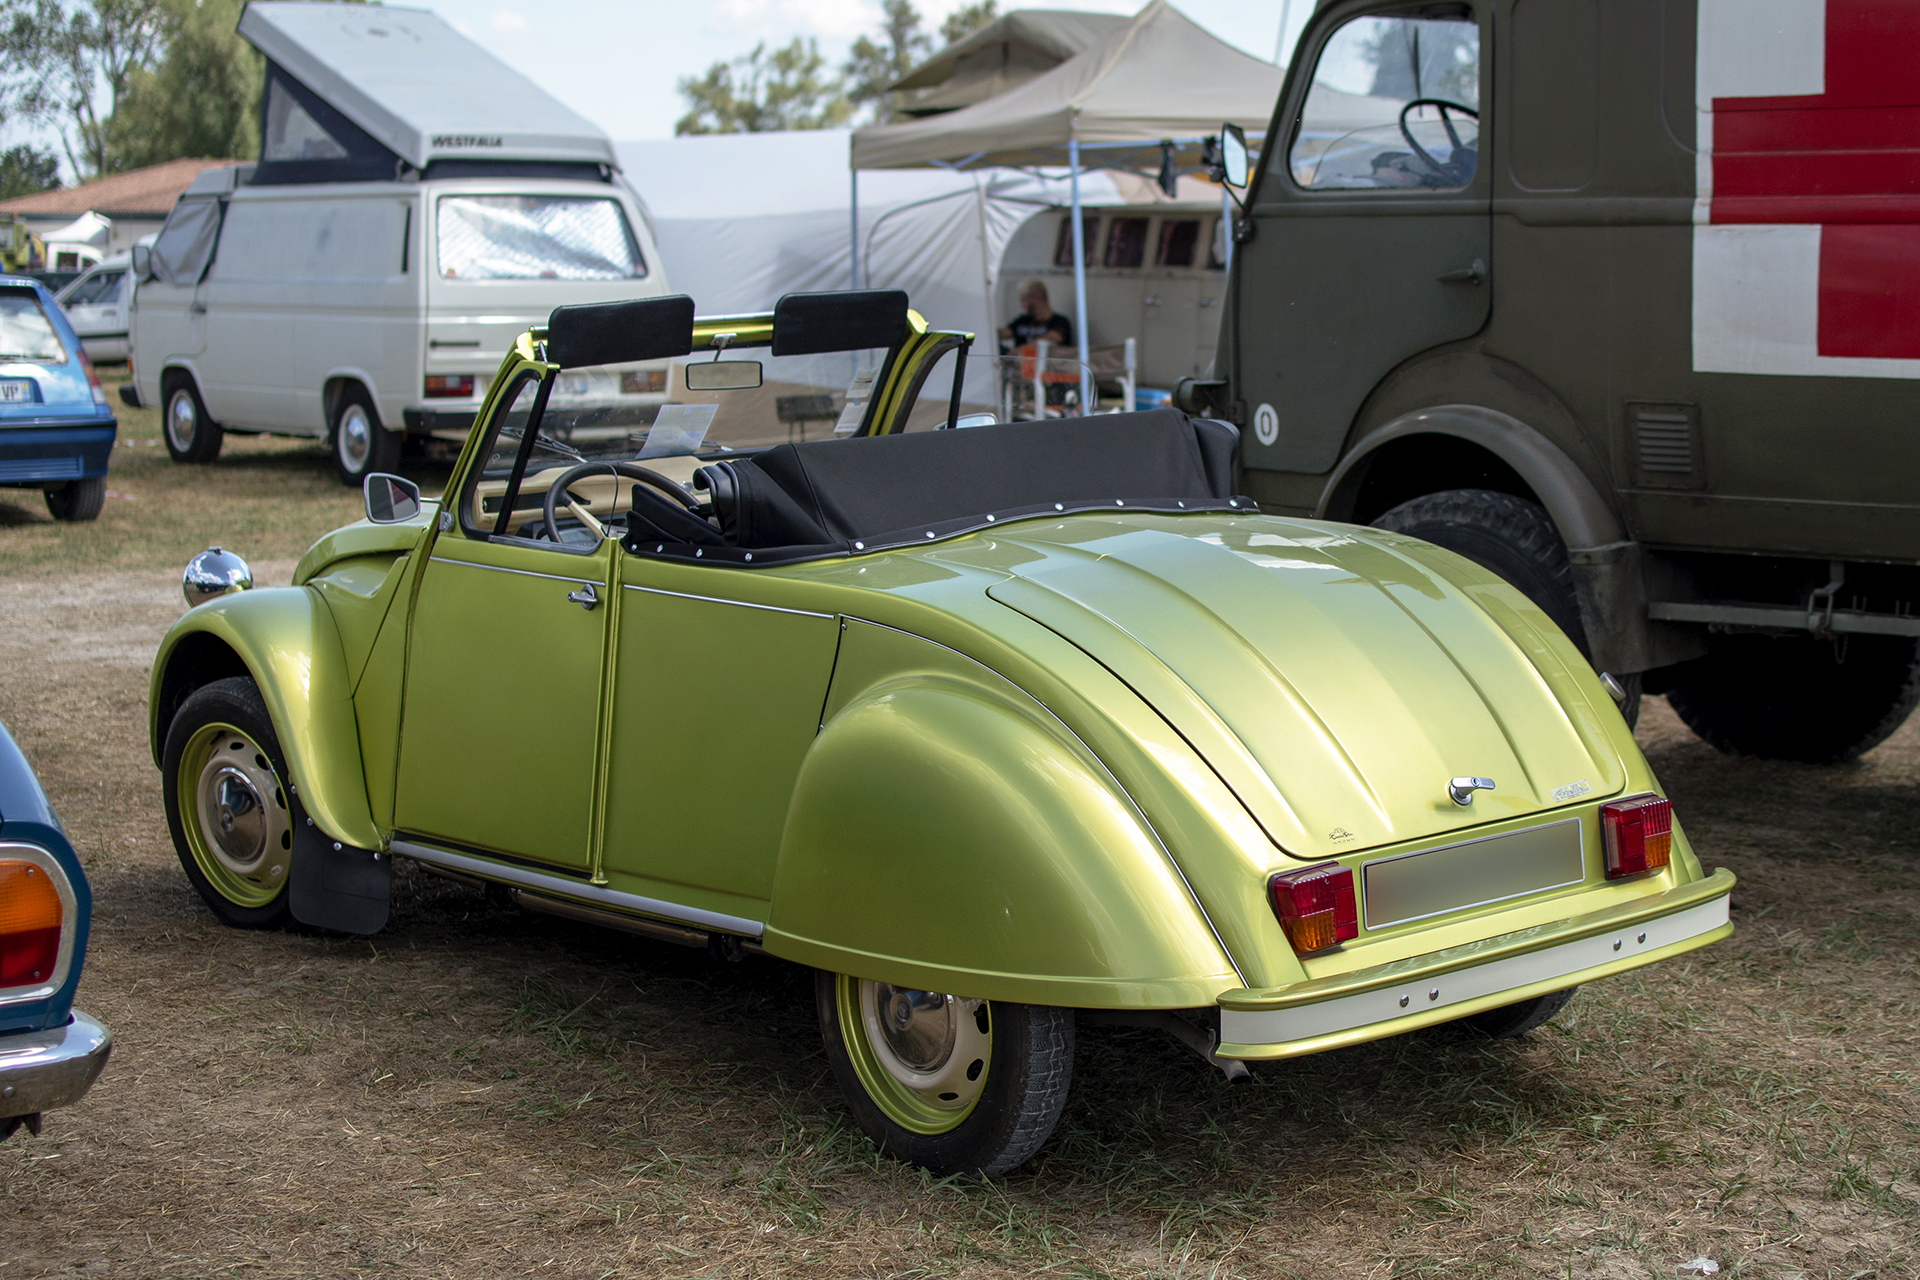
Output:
[623, 408, 1251, 566]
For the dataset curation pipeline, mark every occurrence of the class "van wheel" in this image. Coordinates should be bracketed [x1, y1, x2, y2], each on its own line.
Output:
[161, 676, 294, 928]
[44, 476, 105, 522]
[162, 373, 223, 464]
[1371, 489, 1641, 727]
[816, 970, 1073, 1177]
[1666, 632, 1920, 763]
[330, 385, 399, 487]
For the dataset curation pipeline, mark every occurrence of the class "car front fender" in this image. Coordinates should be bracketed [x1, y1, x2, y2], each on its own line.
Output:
[149, 586, 380, 851]
[763, 625, 1240, 1010]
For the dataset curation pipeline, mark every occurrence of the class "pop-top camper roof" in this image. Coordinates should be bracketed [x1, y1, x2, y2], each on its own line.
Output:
[237, 2, 615, 180]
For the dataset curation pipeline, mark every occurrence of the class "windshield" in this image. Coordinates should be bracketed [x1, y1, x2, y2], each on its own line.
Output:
[436, 195, 646, 281]
[0, 294, 69, 363]
[1289, 14, 1481, 190]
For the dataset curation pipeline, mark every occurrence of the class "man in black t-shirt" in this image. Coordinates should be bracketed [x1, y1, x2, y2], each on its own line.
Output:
[999, 279, 1074, 351]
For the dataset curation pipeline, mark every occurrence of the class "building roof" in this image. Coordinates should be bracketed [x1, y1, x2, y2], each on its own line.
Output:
[0, 158, 244, 220]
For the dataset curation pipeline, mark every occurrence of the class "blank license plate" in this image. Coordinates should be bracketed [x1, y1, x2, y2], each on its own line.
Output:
[0, 379, 32, 403]
[1363, 819, 1585, 928]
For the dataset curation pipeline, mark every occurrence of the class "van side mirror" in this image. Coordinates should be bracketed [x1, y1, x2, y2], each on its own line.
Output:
[130, 243, 152, 281]
[1220, 123, 1250, 189]
[364, 472, 421, 524]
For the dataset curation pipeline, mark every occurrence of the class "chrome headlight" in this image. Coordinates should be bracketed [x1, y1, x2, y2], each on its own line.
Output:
[182, 545, 253, 608]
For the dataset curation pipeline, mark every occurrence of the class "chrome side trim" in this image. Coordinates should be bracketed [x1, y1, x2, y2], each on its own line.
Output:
[0, 843, 78, 1009]
[0, 1010, 111, 1119]
[390, 840, 764, 937]
[623, 584, 832, 619]
[427, 556, 596, 586]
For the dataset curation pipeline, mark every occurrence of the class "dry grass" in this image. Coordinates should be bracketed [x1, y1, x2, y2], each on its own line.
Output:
[0, 393, 1915, 1275]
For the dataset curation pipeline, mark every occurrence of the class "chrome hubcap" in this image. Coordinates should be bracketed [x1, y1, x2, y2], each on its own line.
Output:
[337, 405, 372, 472]
[167, 390, 197, 452]
[194, 735, 290, 886]
[860, 981, 992, 1113]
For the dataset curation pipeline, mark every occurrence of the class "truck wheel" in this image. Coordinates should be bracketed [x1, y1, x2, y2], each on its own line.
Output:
[44, 476, 105, 522]
[330, 385, 399, 487]
[1666, 633, 1920, 763]
[162, 373, 223, 464]
[1460, 986, 1576, 1039]
[161, 676, 293, 928]
[1372, 489, 1641, 726]
[816, 970, 1073, 1177]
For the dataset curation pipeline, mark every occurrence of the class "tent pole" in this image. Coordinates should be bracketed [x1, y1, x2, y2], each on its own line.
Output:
[849, 169, 859, 290]
[1068, 138, 1092, 413]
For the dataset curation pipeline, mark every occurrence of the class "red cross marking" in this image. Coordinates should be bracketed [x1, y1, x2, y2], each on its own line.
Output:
[1710, 0, 1920, 359]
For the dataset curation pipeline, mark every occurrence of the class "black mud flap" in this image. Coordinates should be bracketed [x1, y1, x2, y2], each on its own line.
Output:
[290, 820, 390, 934]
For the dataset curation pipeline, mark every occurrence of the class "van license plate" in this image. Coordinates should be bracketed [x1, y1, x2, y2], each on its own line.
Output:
[0, 379, 32, 403]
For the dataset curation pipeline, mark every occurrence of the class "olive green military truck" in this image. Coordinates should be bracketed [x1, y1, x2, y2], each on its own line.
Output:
[1181, 0, 1920, 762]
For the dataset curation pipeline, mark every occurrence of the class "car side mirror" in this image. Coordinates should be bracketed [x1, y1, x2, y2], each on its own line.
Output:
[684, 359, 762, 391]
[364, 472, 421, 524]
[130, 243, 152, 281]
[1220, 123, 1250, 189]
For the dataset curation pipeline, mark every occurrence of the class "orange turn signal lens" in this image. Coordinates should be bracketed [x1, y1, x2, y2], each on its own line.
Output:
[0, 860, 62, 989]
[621, 369, 666, 394]
[1600, 795, 1672, 879]
[424, 374, 474, 398]
[1269, 863, 1358, 954]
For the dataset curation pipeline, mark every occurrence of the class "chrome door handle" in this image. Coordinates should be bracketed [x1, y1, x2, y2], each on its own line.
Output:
[1436, 258, 1487, 286]
[566, 583, 599, 610]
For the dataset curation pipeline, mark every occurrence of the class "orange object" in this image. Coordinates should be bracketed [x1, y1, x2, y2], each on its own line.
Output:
[0, 860, 62, 989]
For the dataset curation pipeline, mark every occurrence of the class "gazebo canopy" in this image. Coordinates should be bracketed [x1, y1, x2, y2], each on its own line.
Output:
[887, 10, 1131, 118]
[851, 1, 1284, 172]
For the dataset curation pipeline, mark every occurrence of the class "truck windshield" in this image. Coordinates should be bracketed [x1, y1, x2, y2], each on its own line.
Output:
[1290, 14, 1480, 191]
[0, 294, 69, 363]
[436, 195, 647, 281]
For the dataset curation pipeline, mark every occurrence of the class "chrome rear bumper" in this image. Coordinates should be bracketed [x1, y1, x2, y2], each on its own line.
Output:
[0, 1011, 112, 1129]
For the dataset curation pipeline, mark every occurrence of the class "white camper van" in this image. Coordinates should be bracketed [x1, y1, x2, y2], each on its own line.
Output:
[129, 2, 672, 484]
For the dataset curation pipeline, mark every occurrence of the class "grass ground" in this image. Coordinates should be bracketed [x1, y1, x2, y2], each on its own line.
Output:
[0, 376, 1915, 1277]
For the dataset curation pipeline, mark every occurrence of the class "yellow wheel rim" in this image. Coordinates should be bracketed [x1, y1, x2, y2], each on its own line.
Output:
[177, 720, 292, 909]
[836, 973, 992, 1136]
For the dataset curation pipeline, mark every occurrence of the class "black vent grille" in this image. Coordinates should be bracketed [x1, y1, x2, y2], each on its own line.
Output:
[1627, 402, 1702, 489]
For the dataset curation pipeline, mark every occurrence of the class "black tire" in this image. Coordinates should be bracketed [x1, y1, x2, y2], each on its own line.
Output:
[160, 676, 294, 929]
[330, 384, 400, 487]
[1459, 986, 1576, 1039]
[161, 372, 223, 464]
[816, 970, 1074, 1177]
[1666, 632, 1920, 763]
[1372, 488, 1641, 727]
[44, 475, 105, 522]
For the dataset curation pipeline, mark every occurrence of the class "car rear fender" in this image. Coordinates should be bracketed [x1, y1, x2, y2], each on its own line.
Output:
[149, 586, 380, 851]
[762, 619, 1241, 1010]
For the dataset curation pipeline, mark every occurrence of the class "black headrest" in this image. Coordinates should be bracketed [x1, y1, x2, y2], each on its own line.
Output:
[547, 295, 695, 368]
[771, 290, 908, 357]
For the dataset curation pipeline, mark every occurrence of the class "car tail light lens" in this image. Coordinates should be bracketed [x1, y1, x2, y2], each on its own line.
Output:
[0, 860, 63, 989]
[77, 348, 106, 405]
[1601, 795, 1672, 878]
[1269, 863, 1358, 954]
[424, 375, 473, 398]
[621, 369, 666, 394]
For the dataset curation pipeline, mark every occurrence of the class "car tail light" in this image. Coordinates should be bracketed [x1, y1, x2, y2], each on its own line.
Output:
[0, 860, 62, 990]
[77, 348, 106, 406]
[1268, 863, 1358, 954]
[621, 369, 666, 394]
[424, 375, 473, 398]
[1601, 795, 1672, 878]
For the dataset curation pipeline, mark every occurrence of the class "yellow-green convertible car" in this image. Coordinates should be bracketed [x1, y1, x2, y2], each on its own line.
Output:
[150, 291, 1734, 1176]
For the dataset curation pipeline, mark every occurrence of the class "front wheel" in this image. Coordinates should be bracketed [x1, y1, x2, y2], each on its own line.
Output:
[330, 385, 399, 486]
[161, 676, 294, 928]
[162, 374, 223, 464]
[816, 970, 1074, 1177]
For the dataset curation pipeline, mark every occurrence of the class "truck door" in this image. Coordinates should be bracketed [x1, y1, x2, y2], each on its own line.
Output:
[1235, 2, 1490, 476]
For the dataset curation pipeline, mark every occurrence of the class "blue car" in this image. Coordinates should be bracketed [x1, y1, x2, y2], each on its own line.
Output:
[0, 719, 110, 1139]
[0, 274, 117, 521]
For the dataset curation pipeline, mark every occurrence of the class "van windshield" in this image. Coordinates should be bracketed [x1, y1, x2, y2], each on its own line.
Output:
[436, 195, 646, 281]
[0, 294, 68, 363]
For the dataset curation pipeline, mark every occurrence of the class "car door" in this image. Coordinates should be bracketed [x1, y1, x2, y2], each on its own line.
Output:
[62, 269, 128, 361]
[392, 373, 611, 874]
[1235, 1, 1491, 475]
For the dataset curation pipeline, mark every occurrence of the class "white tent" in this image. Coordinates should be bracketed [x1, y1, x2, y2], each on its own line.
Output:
[851, 1, 1283, 400]
[42, 210, 111, 249]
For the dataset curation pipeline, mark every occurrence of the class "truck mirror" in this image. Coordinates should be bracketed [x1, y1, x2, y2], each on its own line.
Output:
[1220, 124, 1250, 189]
[363, 472, 421, 524]
[130, 243, 152, 280]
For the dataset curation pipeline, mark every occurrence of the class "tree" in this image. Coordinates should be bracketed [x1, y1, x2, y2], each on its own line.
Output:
[109, 0, 262, 169]
[0, 0, 168, 178]
[0, 143, 60, 198]
[940, 1, 998, 48]
[675, 38, 853, 135]
[842, 0, 929, 124]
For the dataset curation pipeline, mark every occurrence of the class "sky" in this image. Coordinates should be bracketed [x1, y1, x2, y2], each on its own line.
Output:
[6, 0, 1317, 180]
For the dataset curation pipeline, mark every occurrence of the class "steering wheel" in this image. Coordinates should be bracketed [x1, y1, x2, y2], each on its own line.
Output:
[540, 460, 699, 543]
[1398, 98, 1479, 185]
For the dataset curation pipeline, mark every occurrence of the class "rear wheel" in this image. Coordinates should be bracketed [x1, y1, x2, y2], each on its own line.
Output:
[1666, 632, 1920, 763]
[162, 373, 223, 464]
[330, 384, 399, 487]
[816, 970, 1073, 1176]
[44, 476, 105, 522]
[161, 676, 294, 928]
[1460, 987, 1576, 1039]
[1372, 488, 1641, 727]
